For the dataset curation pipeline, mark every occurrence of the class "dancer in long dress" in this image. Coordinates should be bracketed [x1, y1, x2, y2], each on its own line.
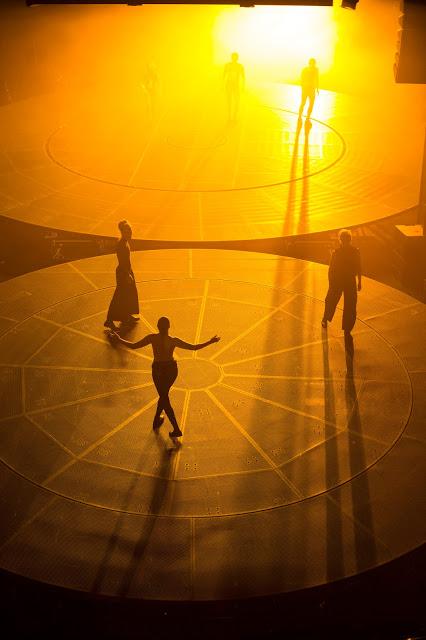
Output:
[104, 220, 139, 330]
[109, 317, 220, 438]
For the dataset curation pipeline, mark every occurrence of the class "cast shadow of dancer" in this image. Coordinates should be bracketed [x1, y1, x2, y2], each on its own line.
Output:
[223, 52, 245, 124]
[104, 220, 140, 331]
[109, 316, 220, 439]
[297, 118, 312, 235]
[91, 433, 177, 595]
[281, 117, 311, 237]
[344, 337, 378, 571]
[322, 330, 377, 580]
[321, 329, 345, 582]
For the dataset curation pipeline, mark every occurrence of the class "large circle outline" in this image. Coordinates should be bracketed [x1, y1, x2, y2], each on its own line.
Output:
[45, 108, 346, 194]
[0, 277, 412, 519]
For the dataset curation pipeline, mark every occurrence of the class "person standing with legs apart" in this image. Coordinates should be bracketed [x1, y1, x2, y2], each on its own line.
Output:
[298, 58, 319, 121]
[104, 220, 140, 330]
[108, 317, 220, 439]
[322, 229, 362, 335]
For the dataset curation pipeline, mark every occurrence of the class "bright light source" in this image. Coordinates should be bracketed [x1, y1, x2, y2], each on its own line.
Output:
[213, 6, 337, 81]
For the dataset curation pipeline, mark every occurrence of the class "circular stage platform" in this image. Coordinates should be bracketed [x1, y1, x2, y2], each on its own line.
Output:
[0, 83, 423, 241]
[0, 249, 424, 600]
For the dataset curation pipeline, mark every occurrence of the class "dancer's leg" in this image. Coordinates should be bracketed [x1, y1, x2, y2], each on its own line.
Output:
[342, 282, 357, 333]
[152, 367, 166, 427]
[226, 88, 232, 121]
[306, 92, 315, 118]
[233, 89, 240, 121]
[323, 285, 342, 324]
[299, 91, 307, 117]
[152, 362, 181, 436]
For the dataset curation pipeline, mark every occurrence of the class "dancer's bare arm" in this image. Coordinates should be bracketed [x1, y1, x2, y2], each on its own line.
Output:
[174, 336, 220, 351]
[108, 331, 152, 349]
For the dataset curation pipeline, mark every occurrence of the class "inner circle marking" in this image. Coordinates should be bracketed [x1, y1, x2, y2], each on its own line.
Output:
[45, 107, 346, 193]
[0, 278, 411, 518]
[174, 358, 222, 390]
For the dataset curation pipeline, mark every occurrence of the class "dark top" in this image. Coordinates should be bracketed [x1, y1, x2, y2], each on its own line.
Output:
[329, 245, 361, 284]
[301, 66, 318, 91]
[224, 62, 244, 89]
[116, 239, 131, 272]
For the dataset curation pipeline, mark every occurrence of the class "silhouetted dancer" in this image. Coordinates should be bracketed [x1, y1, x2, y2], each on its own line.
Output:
[223, 52, 245, 123]
[104, 220, 140, 330]
[109, 317, 220, 439]
[322, 229, 362, 335]
[298, 58, 319, 120]
[141, 61, 159, 121]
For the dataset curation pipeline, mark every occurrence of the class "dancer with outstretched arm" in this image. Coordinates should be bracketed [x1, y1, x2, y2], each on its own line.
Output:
[108, 317, 220, 439]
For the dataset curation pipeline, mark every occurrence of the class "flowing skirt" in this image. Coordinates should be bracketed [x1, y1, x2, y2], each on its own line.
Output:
[106, 267, 139, 322]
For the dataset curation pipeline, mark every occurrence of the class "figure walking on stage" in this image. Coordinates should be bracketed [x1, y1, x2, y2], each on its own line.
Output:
[104, 220, 140, 330]
[223, 52, 245, 123]
[322, 229, 362, 335]
[298, 58, 319, 120]
[109, 317, 220, 439]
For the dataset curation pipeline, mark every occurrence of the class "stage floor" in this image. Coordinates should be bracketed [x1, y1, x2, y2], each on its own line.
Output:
[0, 83, 424, 241]
[0, 249, 424, 600]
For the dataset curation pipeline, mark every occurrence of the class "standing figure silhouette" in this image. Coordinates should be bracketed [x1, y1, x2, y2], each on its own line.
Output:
[141, 61, 159, 121]
[298, 58, 319, 120]
[104, 220, 140, 330]
[322, 229, 362, 335]
[109, 317, 220, 438]
[223, 52, 245, 123]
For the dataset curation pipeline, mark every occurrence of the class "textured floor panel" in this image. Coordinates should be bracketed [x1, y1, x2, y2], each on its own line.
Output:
[0, 250, 424, 600]
[0, 81, 423, 241]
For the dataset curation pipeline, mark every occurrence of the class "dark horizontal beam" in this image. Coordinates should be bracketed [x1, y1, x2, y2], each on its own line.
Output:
[26, 1, 334, 6]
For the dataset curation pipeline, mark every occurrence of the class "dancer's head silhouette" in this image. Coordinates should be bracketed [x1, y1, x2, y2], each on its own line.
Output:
[157, 316, 170, 334]
[338, 228, 352, 246]
[118, 220, 132, 241]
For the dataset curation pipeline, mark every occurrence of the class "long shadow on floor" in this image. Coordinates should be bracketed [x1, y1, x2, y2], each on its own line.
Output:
[322, 331, 344, 581]
[344, 333, 378, 571]
[91, 431, 180, 596]
[322, 332, 377, 579]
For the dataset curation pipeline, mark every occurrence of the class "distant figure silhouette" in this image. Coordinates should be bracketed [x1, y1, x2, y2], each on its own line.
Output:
[322, 229, 362, 335]
[223, 52, 245, 123]
[298, 58, 319, 120]
[109, 317, 220, 438]
[104, 220, 139, 330]
[141, 61, 159, 120]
